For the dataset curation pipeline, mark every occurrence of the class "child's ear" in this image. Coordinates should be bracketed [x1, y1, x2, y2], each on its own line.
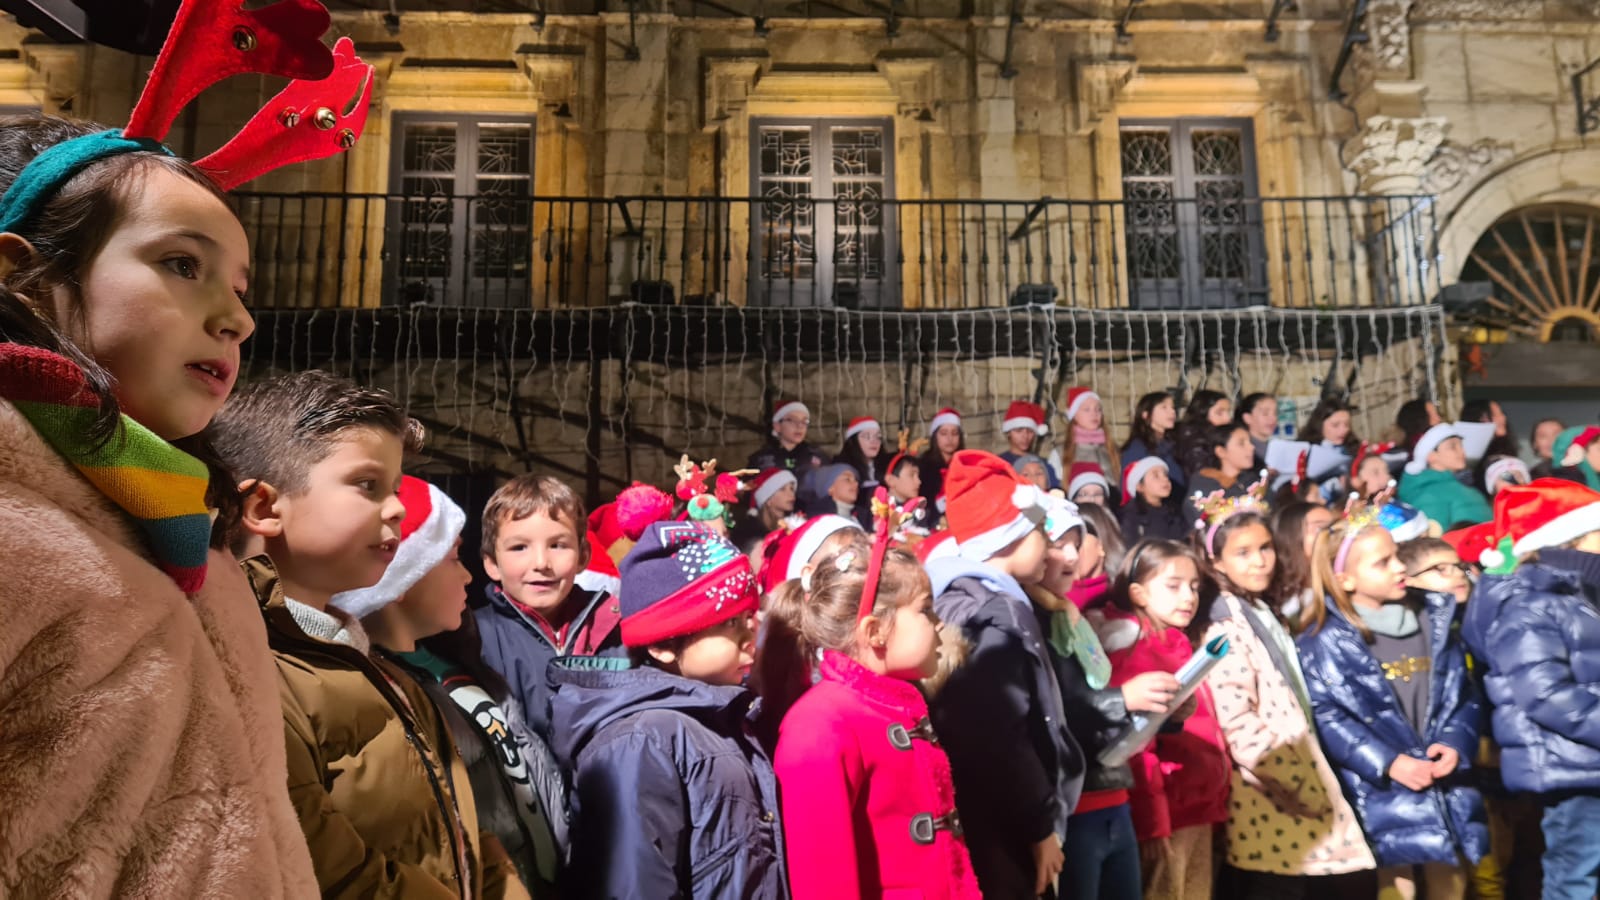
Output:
[857, 614, 887, 651]
[646, 644, 678, 666]
[0, 232, 37, 279]
[1128, 582, 1147, 609]
[238, 480, 285, 539]
[482, 552, 503, 584]
[1340, 574, 1357, 594]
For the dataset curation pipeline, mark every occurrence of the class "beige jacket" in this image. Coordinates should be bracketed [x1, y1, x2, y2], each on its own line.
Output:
[0, 399, 318, 898]
[1203, 592, 1376, 876]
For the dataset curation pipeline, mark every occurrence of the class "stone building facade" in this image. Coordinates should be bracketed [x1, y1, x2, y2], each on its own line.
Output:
[1, 0, 1595, 494]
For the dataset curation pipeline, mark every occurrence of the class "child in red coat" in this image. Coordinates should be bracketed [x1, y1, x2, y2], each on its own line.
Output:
[768, 526, 981, 900]
[1097, 539, 1233, 899]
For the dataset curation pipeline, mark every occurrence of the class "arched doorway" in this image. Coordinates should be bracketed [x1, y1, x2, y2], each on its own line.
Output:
[1456, 203, 1600, 342]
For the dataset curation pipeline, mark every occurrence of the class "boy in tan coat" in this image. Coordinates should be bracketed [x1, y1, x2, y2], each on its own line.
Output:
[212, 370, 528, 900]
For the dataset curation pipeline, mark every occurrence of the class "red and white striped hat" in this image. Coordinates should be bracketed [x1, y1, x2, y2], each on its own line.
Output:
[845, 416, 881, 441]
[928, 407, 962, 437]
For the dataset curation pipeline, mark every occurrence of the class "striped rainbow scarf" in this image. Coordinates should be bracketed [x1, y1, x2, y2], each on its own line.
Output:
[0, 344, 212, 592]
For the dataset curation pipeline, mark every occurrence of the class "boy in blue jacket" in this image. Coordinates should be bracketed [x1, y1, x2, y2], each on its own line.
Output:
[924, 450, 1086, 899]
[1462, 478, 1600, 900]
[549, 521, 789, 899]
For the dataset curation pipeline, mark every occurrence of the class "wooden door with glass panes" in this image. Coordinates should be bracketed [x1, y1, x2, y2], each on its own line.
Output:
[749, 119, 897, 308]
[1119, 119, 1266, 309]
[385, 115, 535, 308]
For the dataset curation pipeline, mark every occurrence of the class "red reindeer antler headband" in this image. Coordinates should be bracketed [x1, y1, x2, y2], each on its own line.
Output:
[858, 487, 923, 622]
[0, 0, 373, 234]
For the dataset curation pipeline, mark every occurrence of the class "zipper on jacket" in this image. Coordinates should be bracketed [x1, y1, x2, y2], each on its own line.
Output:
[282, 635, 470, 898]
[500, 587, 609, 657]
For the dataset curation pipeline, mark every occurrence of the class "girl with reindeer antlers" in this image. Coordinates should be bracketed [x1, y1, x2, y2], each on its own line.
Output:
[0, 0, 372, 893]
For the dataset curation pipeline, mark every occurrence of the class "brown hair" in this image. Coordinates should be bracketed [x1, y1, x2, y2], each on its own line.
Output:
[1307, 519, 1389, 642]
[757, 531, 932, 723]
[1397, 536, 1455, 573]
[0, 114, 245, 542]
[480, 474, 588, 561]
[210, 370, 424, 498]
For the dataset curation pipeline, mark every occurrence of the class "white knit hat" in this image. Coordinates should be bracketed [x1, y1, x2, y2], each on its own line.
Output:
[331, 476, 465, 620]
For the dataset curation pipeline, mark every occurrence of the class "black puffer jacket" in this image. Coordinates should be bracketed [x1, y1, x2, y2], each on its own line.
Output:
[1033, 600, 1135, 795]
[925, 558, 1084, 899]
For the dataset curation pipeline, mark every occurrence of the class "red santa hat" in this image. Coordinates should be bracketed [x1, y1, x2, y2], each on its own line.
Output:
[771, 399, 809, 433]
[927, 407, 962, 437]
[331, 475, 465, 620]
[750, 468, 798, 509]
[574, 530, 622, 596]
[1480, 478, 1600, 569]
[844, 416, 881, 441]
[756, 514, 864, 593]
[1065, 387, 1100, 423]
[1405, 423, 1461, 476]
[1121, 457, 1168, 505]
[1443, 521, 1497, 567]
[943, 450, 1050, 562]
[1067, 462, 1111, 501]
[1002, 401, 1049, 436]
[915, 529, 960, 564]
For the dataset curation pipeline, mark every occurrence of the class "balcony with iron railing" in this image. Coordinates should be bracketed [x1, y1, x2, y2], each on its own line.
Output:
[232, 191, 1441, 313]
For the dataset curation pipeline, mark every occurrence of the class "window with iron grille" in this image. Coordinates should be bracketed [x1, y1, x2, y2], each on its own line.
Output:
[1120, 118, 1265, 309]
[385, 114, 535, 308]
[749, 118, 897, 308]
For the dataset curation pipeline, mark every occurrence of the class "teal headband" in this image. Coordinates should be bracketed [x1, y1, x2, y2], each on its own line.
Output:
[0, 130, 174, 236]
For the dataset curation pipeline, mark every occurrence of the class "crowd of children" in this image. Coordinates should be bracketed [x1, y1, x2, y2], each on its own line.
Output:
[11, 10, 1600, 895]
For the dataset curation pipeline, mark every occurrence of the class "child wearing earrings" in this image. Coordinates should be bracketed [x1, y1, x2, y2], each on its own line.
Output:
[1297, 510, 1486, 900]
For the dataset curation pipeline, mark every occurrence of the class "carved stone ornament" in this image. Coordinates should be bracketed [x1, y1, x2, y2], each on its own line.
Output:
[1341, 115, 1448, 194]
[1410, 0, 1541, 19]
[1421, 139, 1514, 204]
[1365, 0, 1415, 73]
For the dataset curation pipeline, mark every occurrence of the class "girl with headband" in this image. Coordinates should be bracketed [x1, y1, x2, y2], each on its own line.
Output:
[769, 500, 981, 899]
[1193, 490, 1377, 896]
[0, 0, 370, 891]
[1297, 509, 1486, 900]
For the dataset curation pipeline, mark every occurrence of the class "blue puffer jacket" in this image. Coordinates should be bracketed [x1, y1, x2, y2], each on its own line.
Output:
[1296, 593, 1487, 866]
[549, 662, 790, 899]
[1461, 557, 1600, 795]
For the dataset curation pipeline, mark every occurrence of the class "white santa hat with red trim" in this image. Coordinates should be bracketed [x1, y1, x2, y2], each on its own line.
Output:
[928, 407, 962, 437]
[1065, 386, 1100, 423]
[1121, 456, 1168, 505]
[771, 399, 809, 434]
[331, 475, 465, 620]
[574, 530, 621, 596]
[1405, 423, 1461, 476]
[750, 468, 798, 509]
[844, 416, 881, 441]
[943, 450, 1051, 562]
[1002, 400, 1049, 436]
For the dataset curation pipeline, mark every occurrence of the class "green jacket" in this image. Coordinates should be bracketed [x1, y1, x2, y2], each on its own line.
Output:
[1398, 467, 1492, 529]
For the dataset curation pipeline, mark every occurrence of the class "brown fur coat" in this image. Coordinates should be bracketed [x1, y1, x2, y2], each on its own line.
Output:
[0, 399, 318, 898]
